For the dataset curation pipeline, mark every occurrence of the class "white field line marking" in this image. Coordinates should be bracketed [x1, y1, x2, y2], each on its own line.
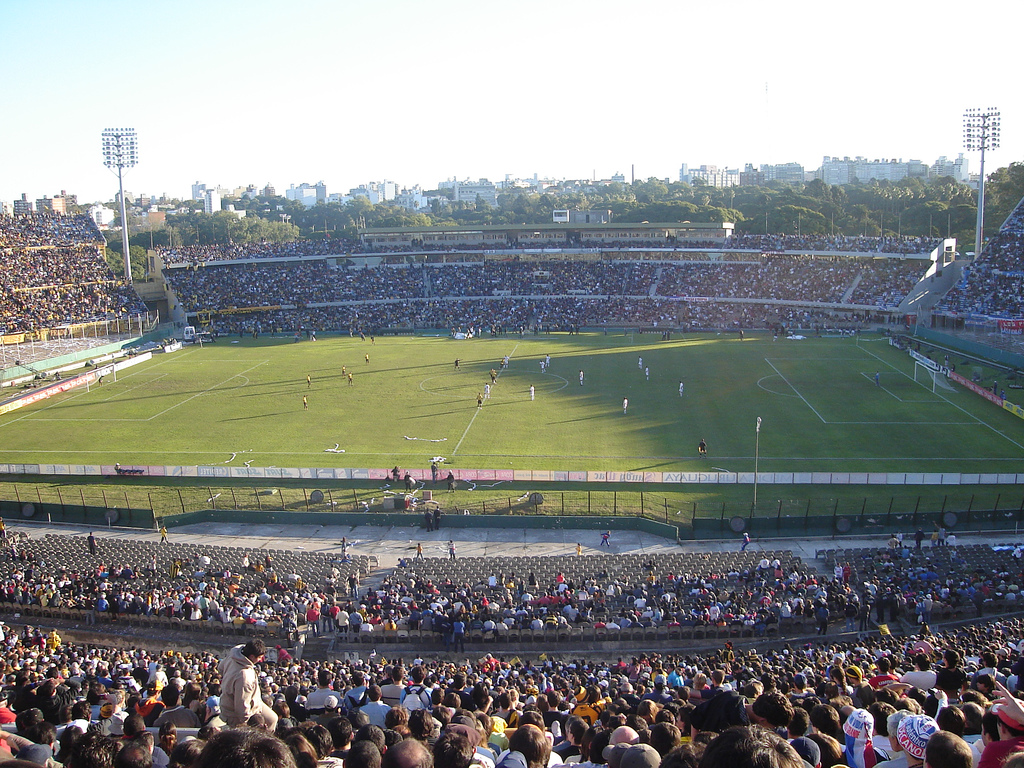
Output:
[858, 344, 1024, 452]
[763, 358, 826, 423]
[453, 343, 519, 455]
[756, 375, 800, 397]
[100, 374, 169, 401]
[145, 361, 265, 421]
[824, 421, 977, 426]
[0, 358, 266, 427]
[1, 448, 1022, 464]
[859, 371, 940, 404]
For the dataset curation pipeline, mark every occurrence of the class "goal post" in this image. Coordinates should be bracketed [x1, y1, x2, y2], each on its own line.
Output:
[913, 360, 955, 393]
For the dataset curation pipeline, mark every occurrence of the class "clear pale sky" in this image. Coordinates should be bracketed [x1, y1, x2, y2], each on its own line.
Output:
[1, 0, 1019, 205]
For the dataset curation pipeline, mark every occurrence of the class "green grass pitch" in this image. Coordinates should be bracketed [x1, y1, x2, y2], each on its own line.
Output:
[2, 331, 1023, 475]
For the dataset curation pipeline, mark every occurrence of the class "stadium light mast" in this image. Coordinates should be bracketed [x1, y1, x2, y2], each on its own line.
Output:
[963, 108, 1000, 259]
[101, 128, 139, 283]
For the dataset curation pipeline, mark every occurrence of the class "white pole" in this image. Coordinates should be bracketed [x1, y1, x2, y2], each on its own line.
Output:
[753, 417, 762, 505]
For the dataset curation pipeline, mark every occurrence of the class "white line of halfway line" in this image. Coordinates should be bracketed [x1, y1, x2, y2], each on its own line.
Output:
[145, 361, 266, 421]
[453, 342, 519, 455]
[763, 358, 826, 423]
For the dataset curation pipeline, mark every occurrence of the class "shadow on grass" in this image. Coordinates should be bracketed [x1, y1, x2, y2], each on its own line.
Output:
[221, 412, 293, 421]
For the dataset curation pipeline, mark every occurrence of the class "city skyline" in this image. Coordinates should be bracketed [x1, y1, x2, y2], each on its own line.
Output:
[0, 0, 1020, 206]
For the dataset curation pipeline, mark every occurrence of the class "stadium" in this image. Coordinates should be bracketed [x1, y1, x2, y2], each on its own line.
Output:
[3, 198, 1024, 768]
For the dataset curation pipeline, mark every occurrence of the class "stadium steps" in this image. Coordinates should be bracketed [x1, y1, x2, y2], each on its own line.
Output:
[841, 273, 863, 303]
[648, 266, 664, 298]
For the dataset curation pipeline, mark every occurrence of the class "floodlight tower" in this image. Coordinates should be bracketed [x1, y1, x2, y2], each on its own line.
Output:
[963, 108, 1000, 259]
[101, 128, 139, 282]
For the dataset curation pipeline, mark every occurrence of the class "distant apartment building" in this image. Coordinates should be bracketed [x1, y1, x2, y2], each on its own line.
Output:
[739, 164, 765, 186]
[36, 196, 65, 214]
[285, 183, 321, 207]
[762, 162, 805, 184]
[394, 185, 429, 211]
[688, 165, 741, 188]
[817, 156, 928, 184]
[343, 181, 397, 205]
[203, 188, 221, 214]
[453, 179, 498, 206]
[13, 194, 33, 215]
[89, 204, 116, 228]
[262, 183, 276, 197]
[929, 154, 969, 183]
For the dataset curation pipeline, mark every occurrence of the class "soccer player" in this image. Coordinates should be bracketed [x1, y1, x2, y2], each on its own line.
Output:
[477, 392, 483, 409]
[698, 438, 707, 457]
[540, 360, 545, 373]
[347, 373, 353, 385]
[490, 369, 497, 384]
[529, 385, 535, 401]
[307, 375, 311, 388]
[365, 354, 370, 364]
[545, 354, 551, 367]
[342, 366, 347, 376]
[638, 356, 643, 369]
[484, 383, 490, 399]
[874, 372, 880, 387]
[679, 381, 684, 396]
[579, 370, 584, 386]
[622, 397, 628, 414]
[455, 358, 461, 371]
[303, 396, 308, 411]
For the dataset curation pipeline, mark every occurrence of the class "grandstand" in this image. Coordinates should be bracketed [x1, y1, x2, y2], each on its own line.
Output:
[936, 195, 1024, 319]
[9, 518, 1024, 653]
[1, 519, 1024, 762]
[0, 213, 149, 336]
[160, 234, 942, 336]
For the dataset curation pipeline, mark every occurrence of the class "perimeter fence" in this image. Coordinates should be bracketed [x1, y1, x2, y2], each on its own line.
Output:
[2, 481, 1024, 540]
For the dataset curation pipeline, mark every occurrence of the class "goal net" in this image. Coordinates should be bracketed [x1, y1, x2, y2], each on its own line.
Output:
[914, 360, 956, 393]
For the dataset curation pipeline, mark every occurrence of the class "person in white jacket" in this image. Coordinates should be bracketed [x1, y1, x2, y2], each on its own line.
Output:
[218, 639, 278, 731]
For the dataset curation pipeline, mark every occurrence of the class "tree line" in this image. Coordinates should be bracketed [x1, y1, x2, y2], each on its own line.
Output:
[107, 162, 1024, 266]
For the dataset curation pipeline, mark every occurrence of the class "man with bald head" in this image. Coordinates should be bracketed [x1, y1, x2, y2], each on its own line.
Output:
[385, 738, 434, 768]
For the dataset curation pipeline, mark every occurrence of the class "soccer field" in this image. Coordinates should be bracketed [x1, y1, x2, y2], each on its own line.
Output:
[2, 331, 1023, 475]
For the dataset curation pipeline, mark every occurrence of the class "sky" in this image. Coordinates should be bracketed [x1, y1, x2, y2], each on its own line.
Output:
[1, 0, 1021, 206]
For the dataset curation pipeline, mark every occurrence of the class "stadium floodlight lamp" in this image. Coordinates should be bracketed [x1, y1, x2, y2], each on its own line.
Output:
[963, 108, 1000, 259]
[101, 128, 139, 282]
